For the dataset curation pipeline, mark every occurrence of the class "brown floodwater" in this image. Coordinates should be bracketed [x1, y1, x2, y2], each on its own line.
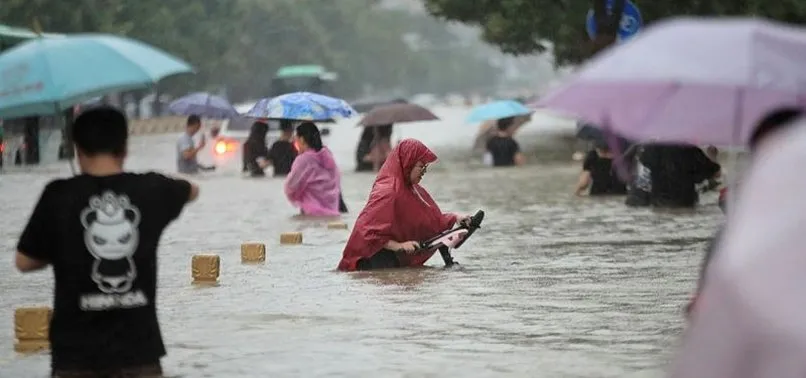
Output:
[0, 107, 722, 377]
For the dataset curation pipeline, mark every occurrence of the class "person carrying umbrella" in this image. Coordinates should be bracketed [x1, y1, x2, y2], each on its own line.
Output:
[284, 122, 342, 216]
[355, 127, 375, 172]
[267, 120, 298, 177]
[485, 117, 526, 167]
[466, 100, 531, 167]
[243, 120, 298, 177]
[176, 115, 214, 174]
[245, 92, 354, 213]
[243, 120, 271, 177]
[355, 124, 393, 172]
[356, 103, 438, 172]
[365, 124, 393, 171]
[473, 114, 531, 153]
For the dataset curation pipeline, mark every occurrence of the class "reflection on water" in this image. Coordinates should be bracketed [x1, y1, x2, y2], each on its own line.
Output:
[0, 107, 720, 377]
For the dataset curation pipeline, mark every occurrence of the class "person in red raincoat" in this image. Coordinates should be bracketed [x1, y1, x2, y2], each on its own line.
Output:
[338, 139, 472, 271]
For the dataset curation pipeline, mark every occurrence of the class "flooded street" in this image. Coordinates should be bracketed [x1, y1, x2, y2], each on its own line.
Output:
[0, 107, 722, 377]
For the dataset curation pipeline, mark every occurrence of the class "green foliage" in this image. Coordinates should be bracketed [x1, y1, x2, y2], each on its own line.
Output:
[422, 0, 806, 65]
[0, 0, 498, 101]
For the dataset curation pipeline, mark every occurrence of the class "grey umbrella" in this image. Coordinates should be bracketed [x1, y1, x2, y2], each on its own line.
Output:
[358, 103, 439, 127]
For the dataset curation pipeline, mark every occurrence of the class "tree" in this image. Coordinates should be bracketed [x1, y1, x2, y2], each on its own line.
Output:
[0, 0, 501, 102]
[422, 0, 806, 65]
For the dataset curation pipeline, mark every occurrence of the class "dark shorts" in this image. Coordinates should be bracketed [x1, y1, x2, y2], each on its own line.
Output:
[625, 188, 651, 207]
[339, 193, 348, 213]
[356, 249, 400, 270]
[52, 362, 162, 378]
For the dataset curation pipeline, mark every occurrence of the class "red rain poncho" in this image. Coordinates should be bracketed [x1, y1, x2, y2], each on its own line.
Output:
[337, 139, 457, 271]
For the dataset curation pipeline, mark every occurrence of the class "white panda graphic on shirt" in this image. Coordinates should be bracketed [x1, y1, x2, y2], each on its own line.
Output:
[79, 191, 148, 310]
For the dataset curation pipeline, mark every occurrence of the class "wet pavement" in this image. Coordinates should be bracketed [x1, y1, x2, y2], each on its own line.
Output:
[0, 107, 722, 377]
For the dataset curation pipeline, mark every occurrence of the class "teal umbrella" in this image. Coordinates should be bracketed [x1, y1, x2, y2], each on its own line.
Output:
[0, 24, 63, 51]
[0, 33, 193, 119]
[466, 100, 533, 123]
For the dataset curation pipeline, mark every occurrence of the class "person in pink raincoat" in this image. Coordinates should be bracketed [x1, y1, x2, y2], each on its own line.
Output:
[284, 122, 342, 216]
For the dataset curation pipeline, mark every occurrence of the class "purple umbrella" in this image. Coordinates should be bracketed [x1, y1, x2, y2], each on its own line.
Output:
[168, 92, 238, 119]
[535, 17, 806, 147]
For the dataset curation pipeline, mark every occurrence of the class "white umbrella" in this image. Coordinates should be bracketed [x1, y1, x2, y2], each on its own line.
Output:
[671, 118, 806, 377]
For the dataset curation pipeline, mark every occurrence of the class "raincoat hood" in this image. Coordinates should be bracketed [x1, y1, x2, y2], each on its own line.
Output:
[375, 138, 437, 189]
[337, 139, 455, 271]
[303, 146, 338, 171]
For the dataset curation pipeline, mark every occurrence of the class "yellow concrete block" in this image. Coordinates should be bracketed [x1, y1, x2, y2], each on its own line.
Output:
[14, 339, 50, 353]
[280, 232, 303, 245]
[191, 254, 220, 285]
[327, 222, 348, 230]
[14, 307, 51, 353]
[241, 243, 266, 263]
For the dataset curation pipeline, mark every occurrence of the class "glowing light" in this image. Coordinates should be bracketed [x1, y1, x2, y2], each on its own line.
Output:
[214, 141, 228, 155]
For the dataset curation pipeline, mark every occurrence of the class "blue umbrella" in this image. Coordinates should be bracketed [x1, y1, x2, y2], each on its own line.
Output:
[168, 92, 238, 119]
[0, 33, 193, 119]
[466, 100, 533, 123]
[244, 92, 356, 121]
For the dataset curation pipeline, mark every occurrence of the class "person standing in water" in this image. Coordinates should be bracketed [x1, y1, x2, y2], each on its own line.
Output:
[355, 127, 374, 172]
[284, 122, 342, 216]
[625, 144, 653, 206]
[267, 120, 298, 177]
[15, 106, 199, 377]
[640, 143, 721, 208]
[485, 117, 526, 167]
[366, 124, 393, 171]
[242, 121, 271, 177]
[474, 114, 531, 153]
[176, 115, 208, 174]
[243, 120, 299, 177]
[177, 115, 204, 174]
[575, 140, 628, 196]
[338, 139, 472, 271]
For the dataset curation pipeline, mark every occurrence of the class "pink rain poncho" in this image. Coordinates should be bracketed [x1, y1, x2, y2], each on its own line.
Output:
[284, 146, 341, 216]
[670, 119, 806, 378]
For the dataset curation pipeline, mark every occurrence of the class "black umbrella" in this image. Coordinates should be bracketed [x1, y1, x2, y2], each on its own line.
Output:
[351, 98, 407, 114]
[576, 122, 633, 147]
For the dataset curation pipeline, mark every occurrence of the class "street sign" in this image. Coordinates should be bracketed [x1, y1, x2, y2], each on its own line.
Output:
[586, 0, 643, 42]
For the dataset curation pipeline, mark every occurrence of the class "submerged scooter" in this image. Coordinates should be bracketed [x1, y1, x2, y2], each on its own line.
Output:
[398, 210, 485, 267]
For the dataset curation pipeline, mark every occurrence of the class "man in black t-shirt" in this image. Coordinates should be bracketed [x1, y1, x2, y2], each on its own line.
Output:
[14, 106, 199, 377]
[485, 117, 526, 167]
